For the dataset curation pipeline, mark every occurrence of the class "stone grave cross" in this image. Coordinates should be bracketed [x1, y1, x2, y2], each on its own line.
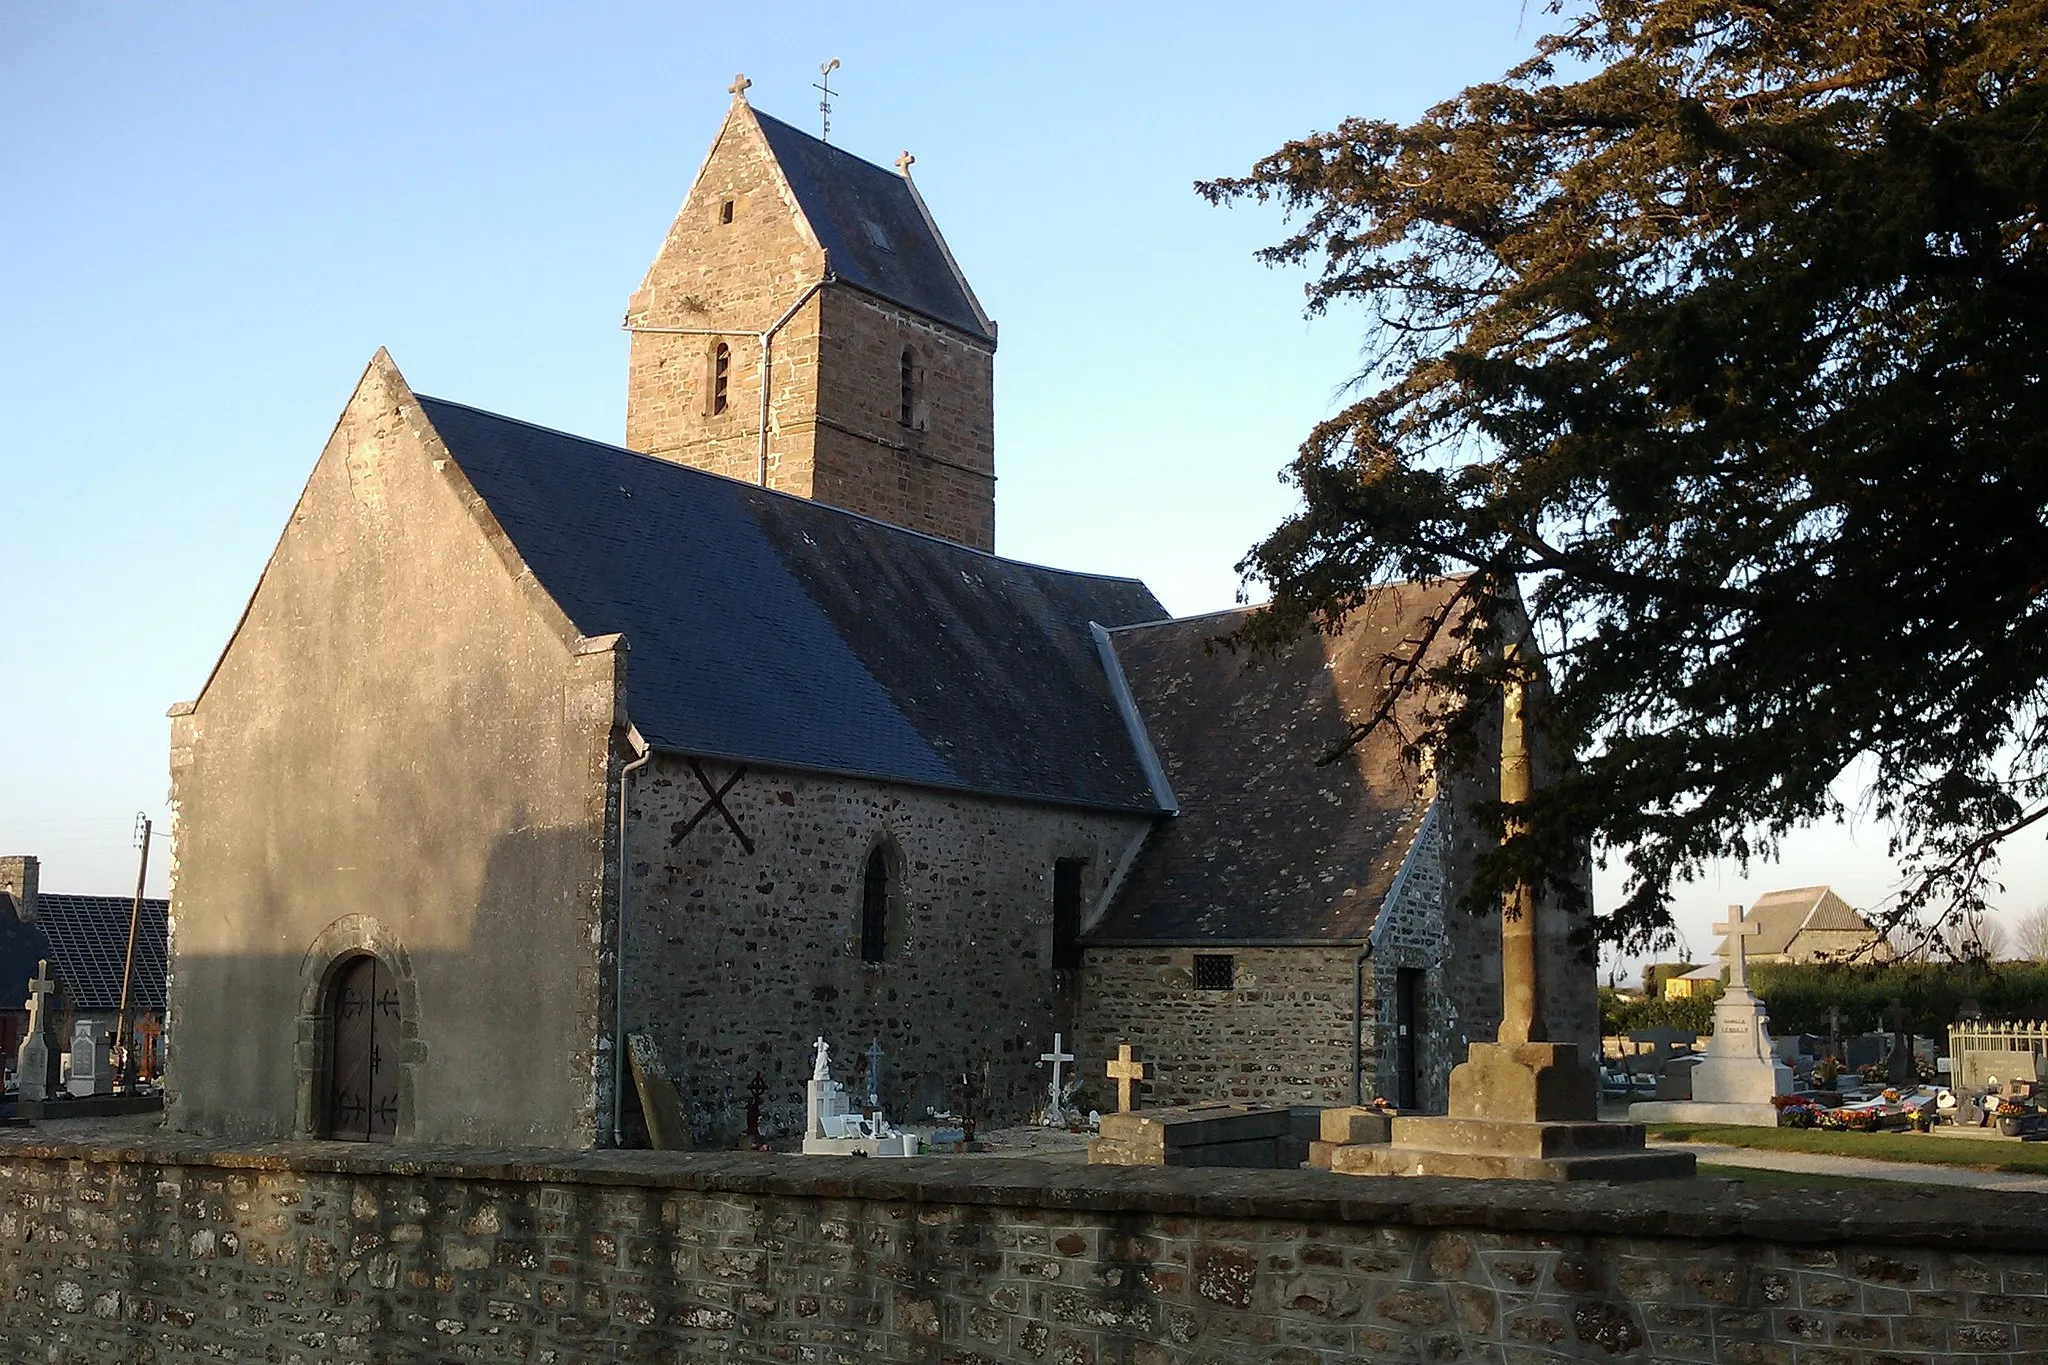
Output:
[1039, 1034, 1075, 1122]
[23, 960, 54, 1033]
[1827, 1004, 1845, 1057]
[1714, 903, 1759, 992]
[865, 1038, 884, 1109]
[1106, 1044, 1146, 1113]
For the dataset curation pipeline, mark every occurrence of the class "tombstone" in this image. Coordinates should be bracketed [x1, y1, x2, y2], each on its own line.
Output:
[1630, 904, 1791, 1125]
[1629, 1026, 1699, 1072]
[15, 962, 59, 1103]
[67, 1019, 111, 1098]
[1845, 1033, 1888, 1070]
[1090, 1103, 1322, 1168]
[802, 1037, 914, 1157]
[626, 1033, 689, 1150]
[744, 1072, 768, 1150]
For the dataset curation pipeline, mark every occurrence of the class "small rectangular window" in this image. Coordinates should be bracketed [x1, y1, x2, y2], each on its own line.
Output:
[720, 199, 735, 224]
[1192, 954, 1235, 991]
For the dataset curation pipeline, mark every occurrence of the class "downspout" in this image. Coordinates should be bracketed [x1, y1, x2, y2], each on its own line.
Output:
[612, 728, 653, 1147]
[621, 274, 833, 488]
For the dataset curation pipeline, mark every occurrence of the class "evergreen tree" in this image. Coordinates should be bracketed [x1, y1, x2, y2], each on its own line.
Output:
[1204, 0, 2048, 948]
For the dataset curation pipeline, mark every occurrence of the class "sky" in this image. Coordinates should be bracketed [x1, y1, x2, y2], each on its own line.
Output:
[3, 2, 2042, 970]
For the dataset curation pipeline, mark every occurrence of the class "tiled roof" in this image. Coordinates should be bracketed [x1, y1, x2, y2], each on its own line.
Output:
[419, 397, 1170, 813]
[1717, 886, 1878, 958]
[752, 111, 993, 342]
[1087, 580, 1470, 945]
[0, 893, 168, 1013]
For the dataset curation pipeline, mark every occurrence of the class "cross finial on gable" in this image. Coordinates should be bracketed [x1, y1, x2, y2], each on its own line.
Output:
[728, 73, 752, 102]
[895, 150, 915, 178]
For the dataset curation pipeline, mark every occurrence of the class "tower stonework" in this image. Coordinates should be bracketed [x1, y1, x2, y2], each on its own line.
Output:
[625, 87, 997, 550]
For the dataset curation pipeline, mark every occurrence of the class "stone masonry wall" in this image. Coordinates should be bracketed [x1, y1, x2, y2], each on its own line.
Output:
[625, 106, 997, 550]
[1, 1134, 2043, 1365]
[811, 289, 996, 550]
[1075, 948, 1357, 1111]
[623, 757, 1150, 1140]
[1369, 805, 1456, 1113]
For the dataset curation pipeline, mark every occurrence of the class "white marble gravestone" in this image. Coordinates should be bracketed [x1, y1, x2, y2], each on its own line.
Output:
[67, 1019, 111, 1098]
[801, 1037, 914, 1157]
[15, 961, 59, 1103]
[1631, 904, 1793, 1125]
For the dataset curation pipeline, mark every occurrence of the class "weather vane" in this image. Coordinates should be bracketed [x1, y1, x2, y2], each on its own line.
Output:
[815, 58, 841, 142]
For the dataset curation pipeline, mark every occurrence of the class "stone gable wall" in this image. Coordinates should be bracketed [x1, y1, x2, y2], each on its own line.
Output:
[625, 111, 825, 497]
[1369, 806, 1456, 1111]
[165, 361, 615, 1150]
[1, 1136, 2041, 1365]
[622, 757, 1150, 1140]
[1074, 948, 1359, 1111]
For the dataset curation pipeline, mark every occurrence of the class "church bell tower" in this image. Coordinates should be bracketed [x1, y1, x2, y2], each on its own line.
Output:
[625, 76, 998, 551]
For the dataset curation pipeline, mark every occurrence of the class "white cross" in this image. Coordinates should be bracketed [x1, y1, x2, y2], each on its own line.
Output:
[1039, 1034, 1075, 1121]
[23, 960, 54, 1033]
[1714, 903, 1760, 992]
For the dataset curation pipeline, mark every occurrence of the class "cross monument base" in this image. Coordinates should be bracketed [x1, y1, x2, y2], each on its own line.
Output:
[1329, 1041, 1695, 1182]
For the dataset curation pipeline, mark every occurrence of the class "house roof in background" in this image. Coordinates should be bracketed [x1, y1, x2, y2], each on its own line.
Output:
[1717, 885, 1879, 958]
[0, 893, 168, 1014]
[1088, 580, 1470, 945]
[420, 396, 1170, 813]
[752, 110, 994, 342]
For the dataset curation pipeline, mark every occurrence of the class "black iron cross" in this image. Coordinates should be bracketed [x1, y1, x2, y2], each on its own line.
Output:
[671, 759, 754, 854]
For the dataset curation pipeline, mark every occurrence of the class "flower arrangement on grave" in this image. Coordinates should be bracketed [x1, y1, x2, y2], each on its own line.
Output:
[1816, 1106, 1882, 1133]
[1856, 1062, 1889, 1085]
[1811, 1056, 1842, 1089]
[1994, 1097, 2032, 1119]
[1776, 1098, 1819, 1129]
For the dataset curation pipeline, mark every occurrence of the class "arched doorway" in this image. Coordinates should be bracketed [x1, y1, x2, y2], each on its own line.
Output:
[327, 954, 400, 1142]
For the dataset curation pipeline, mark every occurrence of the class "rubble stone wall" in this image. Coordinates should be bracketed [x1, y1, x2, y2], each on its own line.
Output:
[623, 756, 1150, 1140]
[1, 1136, 2040, 1365]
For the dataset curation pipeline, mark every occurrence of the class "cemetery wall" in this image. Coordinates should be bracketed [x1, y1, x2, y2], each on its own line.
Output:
[623, 756, 1151, 1141]
[2, 1134, 2044, 1365]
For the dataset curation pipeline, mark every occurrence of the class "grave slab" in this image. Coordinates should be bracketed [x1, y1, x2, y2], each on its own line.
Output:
[1088, 1103, 1318, 1168]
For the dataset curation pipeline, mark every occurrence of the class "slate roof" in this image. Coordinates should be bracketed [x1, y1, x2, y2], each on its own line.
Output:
[752, 110, 993, 343]
[1088, 580, 1470, 945]
[1716, 886, 1879, 959]
[0, 893, 169, 1013]
[418, 397, 1170, 812]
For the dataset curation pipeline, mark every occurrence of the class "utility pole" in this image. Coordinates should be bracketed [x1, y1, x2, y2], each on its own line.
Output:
[112, 813, 150, 1093]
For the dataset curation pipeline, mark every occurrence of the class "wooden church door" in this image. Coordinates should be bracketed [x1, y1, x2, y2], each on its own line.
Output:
[328, 955, 399, 1142]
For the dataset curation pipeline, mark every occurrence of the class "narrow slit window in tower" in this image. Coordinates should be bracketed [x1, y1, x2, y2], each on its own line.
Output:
[899, 347, 916, 428]
[720, 198, 735, 224]
[712, 342, 730, 416]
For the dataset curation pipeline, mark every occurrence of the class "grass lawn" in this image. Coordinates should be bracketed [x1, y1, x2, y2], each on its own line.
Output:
[1649, 1123, 2048, 1174]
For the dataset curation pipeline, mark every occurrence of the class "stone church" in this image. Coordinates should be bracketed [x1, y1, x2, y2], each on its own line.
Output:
[164, 85, 1593, 1148]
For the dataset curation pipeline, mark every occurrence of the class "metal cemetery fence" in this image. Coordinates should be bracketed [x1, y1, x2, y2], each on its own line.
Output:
[1947, 1019, 2048, 1088]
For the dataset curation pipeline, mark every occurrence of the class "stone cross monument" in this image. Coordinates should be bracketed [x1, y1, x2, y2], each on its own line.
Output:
[1328, 649, 1694, 1179]
[1038, 1034, 1075, 1125]
[1670, 903, 1793, 1113]
[16, 961, 60, 1103]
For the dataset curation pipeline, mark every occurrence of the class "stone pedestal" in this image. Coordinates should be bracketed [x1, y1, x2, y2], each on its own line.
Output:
[1088, 1104, 1314, 1168]
[16, 1031, 57, 1104]
[1306, 1105, 1395, 1169]
[1333, 1042, 1695, 1182]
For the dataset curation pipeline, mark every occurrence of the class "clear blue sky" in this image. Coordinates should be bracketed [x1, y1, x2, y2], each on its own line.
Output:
[4, 2, 2039, 966]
